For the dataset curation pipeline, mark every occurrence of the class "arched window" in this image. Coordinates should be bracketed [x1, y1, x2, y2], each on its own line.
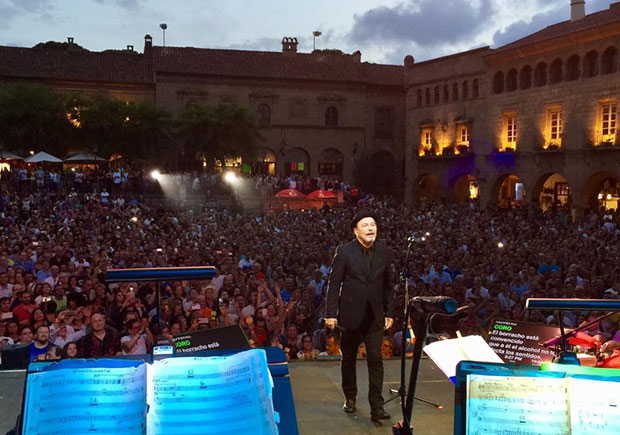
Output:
[443, 85, 449, 103]
[425, 88, 431, 105]
[583, 50, 598, 78]
[452, 83, 459, 101]
[566, 55, 580, 80]
[601, 47, 618, 75]
[519, 65, 532, 89]
[257, 104, 271, 125]
[325, 106, 338, 127]
[493, 71, 504, 94]
[434, 86, 439, 104]
[550, 58, 563, 84]
[462, 81, 469, 100]
[472, 79, 479, 98]
[534, 62, 547, 87]
[506, 68, 518, 91]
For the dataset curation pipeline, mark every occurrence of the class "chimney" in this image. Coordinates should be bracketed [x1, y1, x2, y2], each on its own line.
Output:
[281, 37, 298, 54]
[127, 45, 134, 52]
[144, 34, 153, 56]
[352, 50, 361, 63]
[67, 37, 74, 44]
[571, 0, 585, 21]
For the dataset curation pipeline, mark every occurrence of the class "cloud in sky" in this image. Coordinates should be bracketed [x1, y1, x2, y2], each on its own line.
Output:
[0, 0, 55, 28]
[93, 0, 143, 9]
[492, 0, 612, 48]
[0, 0, 616, 64]
[348, 0, 492, 48]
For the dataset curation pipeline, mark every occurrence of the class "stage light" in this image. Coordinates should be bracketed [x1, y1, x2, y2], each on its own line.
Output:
[498, 242, 504, 248]
[425, 232, 430, 237]
[150, 170, 161, 180]
[421, 237, 426, 242]
[130, 216, 138, 223]
[224, 171, 238, 184]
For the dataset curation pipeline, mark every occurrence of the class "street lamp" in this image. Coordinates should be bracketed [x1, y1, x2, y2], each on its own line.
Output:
[160, 23, 167, 47]
[312, 31, 322, 51]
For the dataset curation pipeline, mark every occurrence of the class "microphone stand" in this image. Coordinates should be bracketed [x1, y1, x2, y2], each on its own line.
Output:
[392, 309, 432, 434]
[386, 236, 441, 434]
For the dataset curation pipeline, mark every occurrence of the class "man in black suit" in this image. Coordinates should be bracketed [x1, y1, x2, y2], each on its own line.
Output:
[324, 210, 394, 422]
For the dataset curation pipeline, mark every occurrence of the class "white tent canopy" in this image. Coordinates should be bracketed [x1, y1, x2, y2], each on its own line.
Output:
[24, 151, 63, 163]
[64, 153, 107, 162]
[0, 150, 23, 160]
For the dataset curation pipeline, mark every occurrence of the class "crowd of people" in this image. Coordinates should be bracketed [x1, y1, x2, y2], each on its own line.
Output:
[1, 173, 620, 367]
[1, 164, 356, 198]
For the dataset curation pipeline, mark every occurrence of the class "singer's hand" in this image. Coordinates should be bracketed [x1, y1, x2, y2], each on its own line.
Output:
[384, 317, 394, 330]
[324, 318, 338, 330]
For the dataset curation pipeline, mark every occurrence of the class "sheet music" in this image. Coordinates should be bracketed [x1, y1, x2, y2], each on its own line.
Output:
[424, 335, 503, 380]
[569, 377, 620, 435]
[23, 364, 147, 434]
[466, 374, 569, 435]
[146, 349, 276, 435]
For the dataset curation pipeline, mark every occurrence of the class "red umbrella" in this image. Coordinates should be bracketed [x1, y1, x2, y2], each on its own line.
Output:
[307, 189, 337, 199]
[275, 189, 306, 198]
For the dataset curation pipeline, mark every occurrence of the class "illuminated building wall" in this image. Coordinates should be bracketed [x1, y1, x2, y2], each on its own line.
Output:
[405, 2, 620, 214]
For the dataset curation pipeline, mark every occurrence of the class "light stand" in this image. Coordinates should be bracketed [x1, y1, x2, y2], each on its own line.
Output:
[160, 23, 167, 47]
[312, 30, 322, 51]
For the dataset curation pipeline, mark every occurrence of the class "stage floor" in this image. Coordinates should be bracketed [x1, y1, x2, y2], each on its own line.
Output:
[289, 357, 454, 435]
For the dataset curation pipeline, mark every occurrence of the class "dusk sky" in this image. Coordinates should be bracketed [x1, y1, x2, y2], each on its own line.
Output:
[0, 0, 615, 65]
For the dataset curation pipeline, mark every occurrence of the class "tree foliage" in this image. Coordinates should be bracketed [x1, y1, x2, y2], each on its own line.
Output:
[33, 41, 89, 52]
[0, 84, 262, 169]
[174, 101, 262, 169]
[57, 93, 172, 160]
[0, 83, 71, 156]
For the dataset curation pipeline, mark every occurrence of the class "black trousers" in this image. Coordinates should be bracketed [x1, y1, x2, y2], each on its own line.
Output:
[341, 303, 384, 413]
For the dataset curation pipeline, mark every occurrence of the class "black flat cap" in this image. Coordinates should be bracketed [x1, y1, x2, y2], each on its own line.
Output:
[350, 210, 379, 230]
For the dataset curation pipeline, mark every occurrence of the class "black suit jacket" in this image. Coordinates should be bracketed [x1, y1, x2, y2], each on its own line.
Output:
[324, 239, 394, 330]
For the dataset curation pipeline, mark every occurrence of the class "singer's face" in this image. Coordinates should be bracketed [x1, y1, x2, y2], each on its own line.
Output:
[354, 217, 377, 245]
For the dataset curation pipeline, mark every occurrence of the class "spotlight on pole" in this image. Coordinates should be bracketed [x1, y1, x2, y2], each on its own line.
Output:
[150, 169, 161, 180]
[312, 30, 322, 51]
[159, 23, 167, 47]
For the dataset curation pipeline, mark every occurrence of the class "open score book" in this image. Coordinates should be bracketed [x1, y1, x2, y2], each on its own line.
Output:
[22, 349, 278, 435]
[466, 371, 620, 435]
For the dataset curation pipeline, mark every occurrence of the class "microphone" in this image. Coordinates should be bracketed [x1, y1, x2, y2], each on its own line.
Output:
[411, 296, 457, 314]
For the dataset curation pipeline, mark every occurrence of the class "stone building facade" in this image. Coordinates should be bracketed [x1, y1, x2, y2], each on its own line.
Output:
[405, 1, 620, 215]
[0, 36, 405, 185]
[1, 0, 619, 214]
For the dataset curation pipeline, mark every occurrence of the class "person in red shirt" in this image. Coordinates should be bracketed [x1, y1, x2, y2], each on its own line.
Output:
[13, 291, 38, 326]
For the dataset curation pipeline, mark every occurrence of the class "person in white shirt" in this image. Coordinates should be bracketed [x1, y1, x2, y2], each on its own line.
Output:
[121, 319, 153, 355]
[0, 273, 13, 299]
[43, 266, 60, 288]
[100, 188, 110, 204]
[465, 276, 490, 300]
